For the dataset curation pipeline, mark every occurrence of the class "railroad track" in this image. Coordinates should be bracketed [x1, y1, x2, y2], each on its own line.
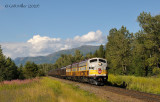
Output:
[95, 85, 160, 102]
[49, 77, 160, 102]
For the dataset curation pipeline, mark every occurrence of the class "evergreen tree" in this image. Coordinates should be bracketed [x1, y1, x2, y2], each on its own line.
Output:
[38, 63, 55, 76]
[18, 64, 25, 79]
[98, 44, 105, 58]
[106, 26, 133, 75]
[93, 50, 98, 57]
[0, 45, 6, 81]
[74, 50, 83, 62]
[5, 57, 18, 80]
[135, 12, 160, 76]
[0, 45, 21, 81]
[24, 61, 39, 79]
[54, 54, 74, 68]
[85, 52, 93, 59]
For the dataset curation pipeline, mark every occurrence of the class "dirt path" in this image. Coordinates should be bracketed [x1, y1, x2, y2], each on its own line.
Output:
[49, 77, 160, 102]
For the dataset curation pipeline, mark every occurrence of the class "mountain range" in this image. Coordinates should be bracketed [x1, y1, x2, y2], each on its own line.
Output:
[14, 45, 99, 65]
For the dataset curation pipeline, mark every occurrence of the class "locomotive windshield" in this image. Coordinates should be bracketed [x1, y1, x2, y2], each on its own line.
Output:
[90, 59, 97, 63]
[99, 59, 106, 63]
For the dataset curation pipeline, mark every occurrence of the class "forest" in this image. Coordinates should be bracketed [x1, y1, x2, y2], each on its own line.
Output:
[0, 12, 160, 81]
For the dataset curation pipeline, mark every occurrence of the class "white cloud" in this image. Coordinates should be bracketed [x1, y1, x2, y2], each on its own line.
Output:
[73, 30, 106, 43]
[27, 35, 60, 44]
[1, 43, 30, 58]
[0, 30, 107, 59]
[60, 44, 72, 50]
[27, 35, 61, 54]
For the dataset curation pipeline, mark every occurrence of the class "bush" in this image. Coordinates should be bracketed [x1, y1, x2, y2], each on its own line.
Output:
[152, 67, 160, 76]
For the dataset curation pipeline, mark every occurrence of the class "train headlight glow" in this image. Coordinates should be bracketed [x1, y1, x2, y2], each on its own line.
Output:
[98, 63, 102, 66]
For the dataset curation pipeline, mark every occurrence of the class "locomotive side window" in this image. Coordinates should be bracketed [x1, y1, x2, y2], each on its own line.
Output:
[99, 59, 106, 63]
[90, 59, 97, 63]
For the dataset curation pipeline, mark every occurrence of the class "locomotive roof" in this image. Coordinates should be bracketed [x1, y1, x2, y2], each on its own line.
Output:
[79, 60, 87, 63]
[89, 57, 106, 60]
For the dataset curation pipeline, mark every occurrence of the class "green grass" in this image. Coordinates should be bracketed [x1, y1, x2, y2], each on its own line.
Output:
[108, 74, 160, 94]
[0, 77, 105, 102]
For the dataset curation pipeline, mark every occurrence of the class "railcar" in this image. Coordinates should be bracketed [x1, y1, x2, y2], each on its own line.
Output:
[48, 57, 108, 85]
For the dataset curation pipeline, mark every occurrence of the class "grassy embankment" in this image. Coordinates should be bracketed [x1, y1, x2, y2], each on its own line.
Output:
[108, 74, 160, 94]
[0, 77, 105, 102]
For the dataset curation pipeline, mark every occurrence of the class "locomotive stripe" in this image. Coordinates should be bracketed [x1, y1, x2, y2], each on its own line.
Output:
[89, 70, 107, 75]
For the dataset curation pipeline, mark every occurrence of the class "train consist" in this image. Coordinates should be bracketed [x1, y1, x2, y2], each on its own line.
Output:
[48, 58, 108, 85]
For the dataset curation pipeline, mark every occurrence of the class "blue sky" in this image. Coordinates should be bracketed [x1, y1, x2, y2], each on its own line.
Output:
[0, 0, 160, 58]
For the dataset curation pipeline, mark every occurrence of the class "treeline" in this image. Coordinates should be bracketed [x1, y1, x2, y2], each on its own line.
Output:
[53, 12, 160, 77]
[52, 45, 105, 69]
[0, 46, 52, 81]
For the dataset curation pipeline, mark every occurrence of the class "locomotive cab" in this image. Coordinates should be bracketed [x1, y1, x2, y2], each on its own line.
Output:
[88, 58, 107, 75]
[88, 58, 108, 85]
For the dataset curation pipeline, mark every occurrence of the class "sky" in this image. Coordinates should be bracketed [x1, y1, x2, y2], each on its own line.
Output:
[0, 0, 160, 59]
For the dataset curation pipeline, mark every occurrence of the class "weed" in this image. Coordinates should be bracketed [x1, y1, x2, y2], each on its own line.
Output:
[0, 77, 105, 102]
[108, 74, 160, 94]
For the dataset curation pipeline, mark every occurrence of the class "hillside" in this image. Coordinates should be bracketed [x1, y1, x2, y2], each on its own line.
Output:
[14, 45, 99, 65]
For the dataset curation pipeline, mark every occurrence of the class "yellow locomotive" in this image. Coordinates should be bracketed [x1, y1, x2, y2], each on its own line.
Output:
[48, 57, 108, 85]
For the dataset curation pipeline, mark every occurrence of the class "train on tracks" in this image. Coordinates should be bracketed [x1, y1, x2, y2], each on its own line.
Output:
[48, 57, 109, 85]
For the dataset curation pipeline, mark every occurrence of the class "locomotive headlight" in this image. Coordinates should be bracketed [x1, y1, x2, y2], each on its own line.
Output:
[98, 63, 102, 66]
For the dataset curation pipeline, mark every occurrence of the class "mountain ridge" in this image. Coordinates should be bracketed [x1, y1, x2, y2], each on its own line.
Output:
[14, 45, 99, 65]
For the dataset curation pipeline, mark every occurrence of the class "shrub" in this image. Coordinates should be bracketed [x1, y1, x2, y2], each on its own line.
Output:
[152, 67, 160, 76]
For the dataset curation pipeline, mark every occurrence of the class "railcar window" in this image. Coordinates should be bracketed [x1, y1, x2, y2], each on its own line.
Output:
[80, 66, 86, 71]
[79, 62, 86, 67]
[99, 59, 106, 63]
[72, 68, 76, 71]
[90, 59, 97, 63]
